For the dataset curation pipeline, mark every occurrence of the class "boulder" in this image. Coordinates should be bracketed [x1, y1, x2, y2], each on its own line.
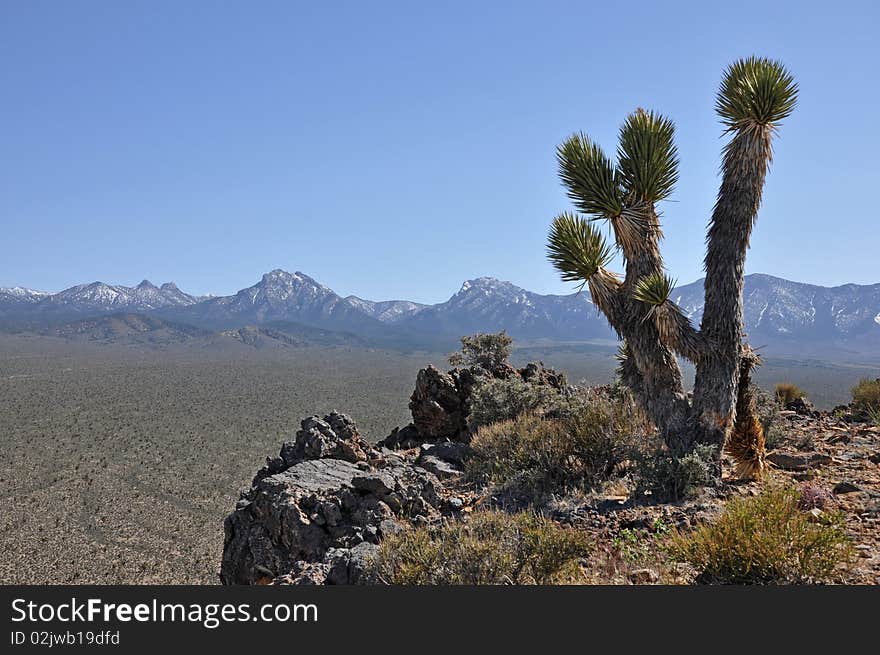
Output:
[273, 412, 374, 473]
[384, 360, 569, 449]
[785, 396, 819, 418]
[221, 414, 444, 585]
[408, 365, 481, 442]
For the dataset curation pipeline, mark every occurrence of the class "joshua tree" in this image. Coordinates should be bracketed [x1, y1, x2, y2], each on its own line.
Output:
[546, 57, 797, 479]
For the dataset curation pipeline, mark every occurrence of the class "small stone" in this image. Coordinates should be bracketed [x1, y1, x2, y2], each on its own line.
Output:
[419, 441, 473, 466]
[628, 568, 659, 585]
[767, 452, 832, 471]
[833, 481, 861, 494]
[418, 455, 461, 479]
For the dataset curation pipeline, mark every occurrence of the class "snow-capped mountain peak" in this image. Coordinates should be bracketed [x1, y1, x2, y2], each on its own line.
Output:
[11, 279, 202, 313]
[2, 271, 878, 355]
[0, 286, 50, 298]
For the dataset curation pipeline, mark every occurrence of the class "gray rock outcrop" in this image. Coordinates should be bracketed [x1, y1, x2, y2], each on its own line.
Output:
[220, 412, 458, 585]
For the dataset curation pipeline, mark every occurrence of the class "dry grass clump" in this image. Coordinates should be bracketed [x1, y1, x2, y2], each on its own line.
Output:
[466, 388, 650, 496]
[372, 510, 591, 585]
[667, 485, 852, 584]
[774, 382, 806, 406]
[851, 378, 880, 423]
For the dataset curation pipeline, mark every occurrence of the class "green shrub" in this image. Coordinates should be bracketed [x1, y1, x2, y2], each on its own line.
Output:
[667, 485, 852, 584]
[371, 510, 591, 584]
[774, 382, 805, 406]
[468, 376, 561, 430]
[448, 331, 513, 372]
[851, 378, 880, 415]
[633, 444, 715, 502]
[755, 386, 784, 449]
[467, 388, 650, 496]
[866, 404, 880, 427]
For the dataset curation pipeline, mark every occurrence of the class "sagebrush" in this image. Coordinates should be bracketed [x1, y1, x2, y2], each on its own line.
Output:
[467, 387, 650, 497]
[667, 485, 852, 584]
[372, 510, 591, 585]
[851, 378, 880, 417]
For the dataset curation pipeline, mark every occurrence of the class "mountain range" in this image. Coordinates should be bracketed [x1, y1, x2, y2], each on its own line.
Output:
[2, 270, 879, 358]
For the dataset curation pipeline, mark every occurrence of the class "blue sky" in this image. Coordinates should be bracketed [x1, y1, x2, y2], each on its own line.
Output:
[2, 1, 878, 302]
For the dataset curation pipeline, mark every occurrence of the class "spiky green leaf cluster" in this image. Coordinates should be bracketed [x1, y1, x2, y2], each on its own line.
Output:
[547, 212, 613, 283]
[716, 56, 798, 130]
[633, 272, 676, 306]
[617, 109, 679, 203]
[557, 133, 623, 219]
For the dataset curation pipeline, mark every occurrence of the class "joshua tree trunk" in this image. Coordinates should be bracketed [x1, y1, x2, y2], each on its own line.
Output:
[606, 210, 691, 453]
[689, 123, 774, 457]
[546, 57, 797, 479]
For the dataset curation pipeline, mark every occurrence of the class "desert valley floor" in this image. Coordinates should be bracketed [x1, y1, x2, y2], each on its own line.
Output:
[0, 335, 877, 584]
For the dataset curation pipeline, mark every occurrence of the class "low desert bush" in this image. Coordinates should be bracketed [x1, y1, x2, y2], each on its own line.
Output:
[468, 376, 561, 429]
[633, 444, 716, 502]
[371, 510, 591, 584]
[851, 378, 880, 417]
[467, 388, 650, 496]
[667, 485, 852, 584]
[755, 386, 784, 449]
[774, 382, 806, 406]
[448, 331, 513, 372]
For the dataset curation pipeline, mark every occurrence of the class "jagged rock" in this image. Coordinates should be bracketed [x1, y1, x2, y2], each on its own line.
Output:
[325, 542, 379, 585]
[390, 360, 568, 448]
[221, 414, 443, 585]
[785, 396, 819, 417]
[378, 423, 422, 449]
[518, 361, 567, 391]
[408, 365, 483, 442]
[274, 412, 374, 472]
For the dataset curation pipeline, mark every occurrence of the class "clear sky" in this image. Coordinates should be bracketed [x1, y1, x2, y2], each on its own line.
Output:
[2, 1, 878, 302]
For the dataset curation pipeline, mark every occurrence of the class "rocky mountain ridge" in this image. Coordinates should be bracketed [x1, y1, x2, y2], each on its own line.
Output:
[3, 270, 879, 355]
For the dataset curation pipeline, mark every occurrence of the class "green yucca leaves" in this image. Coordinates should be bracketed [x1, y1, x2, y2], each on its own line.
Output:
[557, 133, 624, 219]
[633, 272, 676, 306]
[547, 212, 613, 283]
[716, 56, 798, 130]
[617, 109, 679, 203]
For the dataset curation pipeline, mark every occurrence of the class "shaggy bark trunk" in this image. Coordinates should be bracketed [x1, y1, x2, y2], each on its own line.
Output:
[689, 125, 773, 463]
[615, 212, 691, 455]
